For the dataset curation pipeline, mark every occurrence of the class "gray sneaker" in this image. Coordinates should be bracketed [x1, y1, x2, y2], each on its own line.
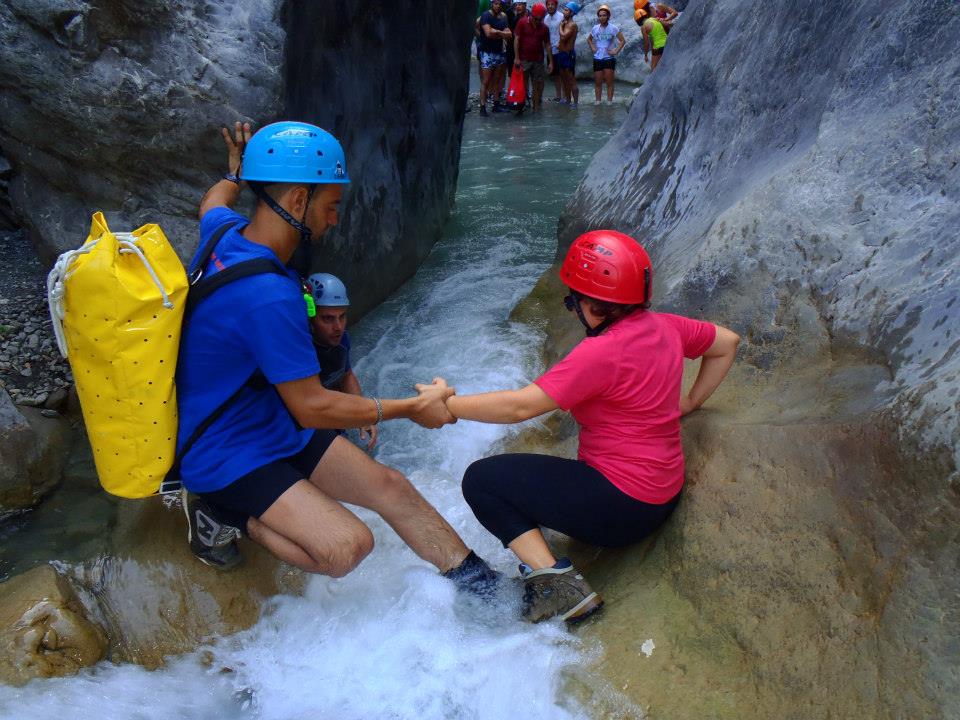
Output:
[521, 559, 603, 623]
[182, 488, 243, 570]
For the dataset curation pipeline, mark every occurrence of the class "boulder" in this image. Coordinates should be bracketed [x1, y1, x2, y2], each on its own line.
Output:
[519, 0, 959, 714]
[0, 0, 475, 317]
[0, 564, 107, 686]
[0, 388, 69, 518]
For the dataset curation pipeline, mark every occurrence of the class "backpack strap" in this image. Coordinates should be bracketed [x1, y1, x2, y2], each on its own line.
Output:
[160, 223, 291, 496]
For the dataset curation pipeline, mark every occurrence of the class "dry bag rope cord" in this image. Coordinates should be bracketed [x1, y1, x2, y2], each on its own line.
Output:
[47, 233, 175, 359]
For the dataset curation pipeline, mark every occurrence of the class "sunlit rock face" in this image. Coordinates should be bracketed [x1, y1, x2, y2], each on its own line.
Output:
[520, 0, 960, 716]
[0, 0, 475, 315]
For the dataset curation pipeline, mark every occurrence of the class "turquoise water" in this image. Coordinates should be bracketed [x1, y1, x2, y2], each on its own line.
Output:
[0, 91, 636, 719]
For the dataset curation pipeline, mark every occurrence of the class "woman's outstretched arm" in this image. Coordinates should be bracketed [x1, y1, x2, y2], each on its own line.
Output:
[680, 325, 740, 415]
[446, 383, 559, 424]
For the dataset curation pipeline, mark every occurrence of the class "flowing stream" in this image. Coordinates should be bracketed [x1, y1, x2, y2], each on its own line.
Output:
[0, 89, 640, 719]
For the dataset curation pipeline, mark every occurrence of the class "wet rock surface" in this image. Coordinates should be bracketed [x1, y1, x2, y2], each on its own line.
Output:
[0, 564, 107, 686]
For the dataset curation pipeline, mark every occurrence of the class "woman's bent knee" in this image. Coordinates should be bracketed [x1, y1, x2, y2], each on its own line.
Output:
[462, 457, 496, 506]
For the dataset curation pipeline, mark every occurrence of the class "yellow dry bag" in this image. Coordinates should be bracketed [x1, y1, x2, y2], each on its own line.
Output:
[47, 212, 188, 498]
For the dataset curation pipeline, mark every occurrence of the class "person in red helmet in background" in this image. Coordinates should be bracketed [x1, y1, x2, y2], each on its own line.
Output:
[438, 230, 740, 623]
[514, 2, 554, 114]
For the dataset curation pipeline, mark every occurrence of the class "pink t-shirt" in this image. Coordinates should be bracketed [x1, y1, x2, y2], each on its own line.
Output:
[534, 311, 716, 504]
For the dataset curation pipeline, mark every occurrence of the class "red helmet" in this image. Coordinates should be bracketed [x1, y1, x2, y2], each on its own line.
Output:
[531, 2, 547, 17]
[559, 230, 653, 304]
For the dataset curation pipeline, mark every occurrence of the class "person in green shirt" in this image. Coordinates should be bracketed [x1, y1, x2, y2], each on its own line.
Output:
[633, 0, 667, 72]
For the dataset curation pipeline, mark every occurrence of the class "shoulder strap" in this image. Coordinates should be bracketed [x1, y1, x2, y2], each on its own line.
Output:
[186, 258, 287, 313]
[162, 223, 293, 494]
[190, 221, 233, 281]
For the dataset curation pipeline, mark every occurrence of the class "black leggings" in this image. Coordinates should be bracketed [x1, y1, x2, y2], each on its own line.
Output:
[462, 453, 681, 548]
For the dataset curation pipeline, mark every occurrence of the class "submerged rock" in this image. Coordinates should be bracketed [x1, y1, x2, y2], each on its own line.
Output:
[0, 564, 107, 685]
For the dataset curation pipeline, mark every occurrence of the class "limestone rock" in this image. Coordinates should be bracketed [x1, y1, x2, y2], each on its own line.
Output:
[284, 2, 475, 316]
[0, 0, 475, 317]
[0, 388, 69, 518]
[526, 0, 960, 714]
[560, 0, 960, 467]
[0, 0, 285, 263]
[0, 564, 108, 686]
[59, 496, 303, 669]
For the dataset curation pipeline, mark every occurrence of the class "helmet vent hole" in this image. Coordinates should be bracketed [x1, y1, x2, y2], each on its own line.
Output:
[267, 148, 274, 154]
[603, 270, 610, 275]
[317, 150, 323, 156]
[317, 170, 323, 176]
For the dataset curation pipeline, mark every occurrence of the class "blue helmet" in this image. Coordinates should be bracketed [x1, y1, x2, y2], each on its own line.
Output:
[240, 121, 350, 185]
[306, 273, 350, 307]
[563, 1, 580, 13]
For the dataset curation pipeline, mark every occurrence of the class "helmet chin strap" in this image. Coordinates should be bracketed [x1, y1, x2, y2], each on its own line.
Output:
[249, 182, 316, 246]
[566, 294, 614, 337]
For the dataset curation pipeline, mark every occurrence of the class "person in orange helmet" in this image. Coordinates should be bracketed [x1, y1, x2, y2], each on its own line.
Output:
[439, 230, 740, 623]
[636, 0, 669, 70]
[587, 4, 626, 104]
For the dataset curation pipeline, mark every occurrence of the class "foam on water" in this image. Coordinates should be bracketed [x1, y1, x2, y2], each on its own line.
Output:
[0, 94, 631, 720]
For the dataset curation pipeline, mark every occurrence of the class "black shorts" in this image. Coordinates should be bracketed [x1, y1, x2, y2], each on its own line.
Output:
[550, 52, 560, 76]
[200, 429, 339, 531]
[593, 58, 616, 72]
[652, 46, 664, 56]
[462, 453, 681, 547]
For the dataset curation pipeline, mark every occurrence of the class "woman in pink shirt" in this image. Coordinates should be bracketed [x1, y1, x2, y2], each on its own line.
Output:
[444, 230, 739, 623]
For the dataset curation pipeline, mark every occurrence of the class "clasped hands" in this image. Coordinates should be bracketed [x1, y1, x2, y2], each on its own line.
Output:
[411, 377, 457, 429]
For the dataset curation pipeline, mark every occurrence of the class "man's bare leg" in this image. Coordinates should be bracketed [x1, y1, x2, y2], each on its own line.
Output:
[309, 436, 470, 573]
[249, 479, 374, 576]
[481, 66, 494, 109]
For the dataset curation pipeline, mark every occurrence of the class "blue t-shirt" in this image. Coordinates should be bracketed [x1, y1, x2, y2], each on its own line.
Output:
[315, 330, 353, 389]
[176, 207, 320, 493]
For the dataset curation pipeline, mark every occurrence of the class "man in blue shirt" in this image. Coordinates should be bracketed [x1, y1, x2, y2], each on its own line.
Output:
[178, 121, 499, 597]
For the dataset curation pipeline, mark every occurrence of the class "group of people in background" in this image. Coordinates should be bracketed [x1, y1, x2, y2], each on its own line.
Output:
[475, 0, 677, 115]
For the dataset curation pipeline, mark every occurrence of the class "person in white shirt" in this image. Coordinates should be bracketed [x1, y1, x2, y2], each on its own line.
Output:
[542, 0, 564, 102]
[587, 4, 626, 104]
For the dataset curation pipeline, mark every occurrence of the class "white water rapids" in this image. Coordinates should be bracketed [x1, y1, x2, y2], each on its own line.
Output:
[0, 90, 641, 719]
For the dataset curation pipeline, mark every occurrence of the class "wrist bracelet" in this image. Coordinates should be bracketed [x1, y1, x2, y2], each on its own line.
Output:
[373, 397, 383, 425]
[223, 173, 241, 185]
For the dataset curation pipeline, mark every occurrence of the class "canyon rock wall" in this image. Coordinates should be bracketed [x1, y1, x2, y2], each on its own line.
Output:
[521, 0, 960, 716]
[0, 0, 475, 316]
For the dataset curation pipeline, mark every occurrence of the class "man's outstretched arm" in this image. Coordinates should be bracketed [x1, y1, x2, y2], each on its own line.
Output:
[199, 121, 252, 219]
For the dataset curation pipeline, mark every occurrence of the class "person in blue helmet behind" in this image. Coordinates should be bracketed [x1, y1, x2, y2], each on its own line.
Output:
[305, 272, 378, 450]
[176, 121, 502, 600]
